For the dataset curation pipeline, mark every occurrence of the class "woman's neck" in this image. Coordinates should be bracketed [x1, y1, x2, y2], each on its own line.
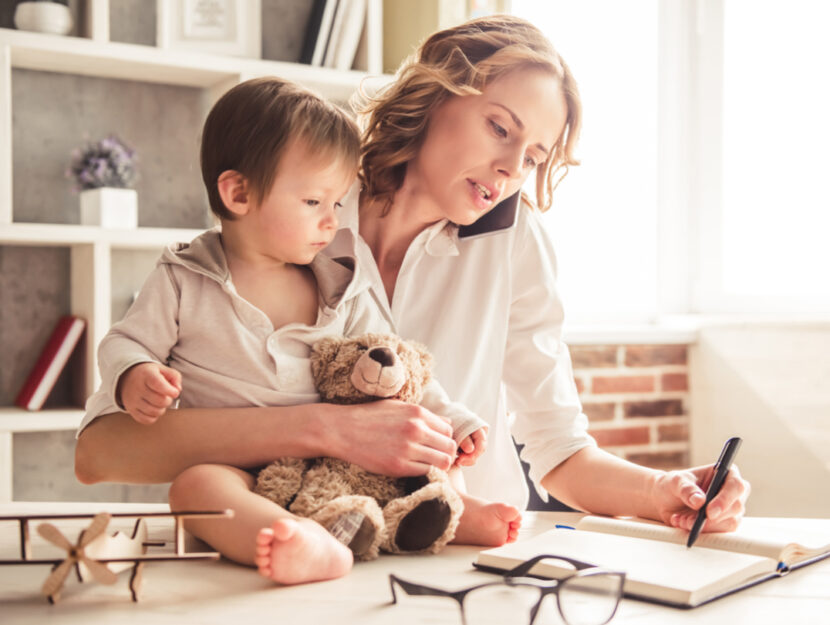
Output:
[359, 183, 442, 268]
[359, 183, 444, 302]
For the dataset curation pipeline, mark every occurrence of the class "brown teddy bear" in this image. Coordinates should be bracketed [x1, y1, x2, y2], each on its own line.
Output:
[254, 333, 463, 561]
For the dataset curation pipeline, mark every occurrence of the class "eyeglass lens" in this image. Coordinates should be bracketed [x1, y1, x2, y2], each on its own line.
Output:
[556, 574, 623, 625]
[462, 575, 621, 625]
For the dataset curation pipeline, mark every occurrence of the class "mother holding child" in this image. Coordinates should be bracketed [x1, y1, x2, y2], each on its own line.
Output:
[75, 15, 749, 585]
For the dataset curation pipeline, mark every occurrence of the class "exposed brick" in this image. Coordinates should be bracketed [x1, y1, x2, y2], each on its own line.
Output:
[592, 375, 655, 394]
[575, 376, 586, 394]
[590, 426, 650, 447]
[625, 345, 688, 367]
[662, 373, 689, 391]
[658, 423, 689, 442]
[570, 345, 618, 369]
[624, 399, 684, 418]
[582, 402, 615, 422]
[626, 450, 689, 470]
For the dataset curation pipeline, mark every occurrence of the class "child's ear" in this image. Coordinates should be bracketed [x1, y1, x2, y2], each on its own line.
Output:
[217, 170, 253, 217]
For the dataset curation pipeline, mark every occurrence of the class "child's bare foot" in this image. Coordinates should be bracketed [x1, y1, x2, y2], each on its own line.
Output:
[254, 517, 353, 585]
[451, 495, 522, 546]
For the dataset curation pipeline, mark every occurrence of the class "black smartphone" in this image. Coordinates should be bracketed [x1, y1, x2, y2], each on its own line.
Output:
[457, 190, 521, 240]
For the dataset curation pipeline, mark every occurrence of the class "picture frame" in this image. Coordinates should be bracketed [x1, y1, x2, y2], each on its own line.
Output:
[156, 0, 261, 59]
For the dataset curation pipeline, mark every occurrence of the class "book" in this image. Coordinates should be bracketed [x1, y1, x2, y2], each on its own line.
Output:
[14, 315, 86, 411]
[474, 515, 830, 608]
[323, 0, 367, 71]
[303, 0, 339, 67]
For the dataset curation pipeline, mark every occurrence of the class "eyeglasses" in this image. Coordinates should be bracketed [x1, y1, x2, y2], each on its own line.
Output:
[389, 554, 625, 625]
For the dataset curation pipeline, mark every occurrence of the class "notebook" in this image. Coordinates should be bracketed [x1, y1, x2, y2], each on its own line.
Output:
[474, 516, 830, 608]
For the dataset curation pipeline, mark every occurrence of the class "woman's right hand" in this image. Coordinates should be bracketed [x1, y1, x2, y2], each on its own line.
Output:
[321, 400, 457, 477]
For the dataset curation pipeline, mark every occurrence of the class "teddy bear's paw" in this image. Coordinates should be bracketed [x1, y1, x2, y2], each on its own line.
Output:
[311, 495, 386, 561]
[326, 511, 377, 557]
[393, 498, 452, 552]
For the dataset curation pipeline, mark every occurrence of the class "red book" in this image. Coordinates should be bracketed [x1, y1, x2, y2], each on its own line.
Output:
[14, 316, 86, 411]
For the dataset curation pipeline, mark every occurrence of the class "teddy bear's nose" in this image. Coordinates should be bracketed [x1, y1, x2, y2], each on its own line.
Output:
[367, 346, 396, 367]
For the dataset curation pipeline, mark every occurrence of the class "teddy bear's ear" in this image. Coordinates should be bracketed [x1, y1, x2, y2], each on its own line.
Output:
[311, 336, 344, 380]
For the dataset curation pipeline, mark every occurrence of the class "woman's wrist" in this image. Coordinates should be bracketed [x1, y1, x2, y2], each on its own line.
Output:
[300, 401, 340, 458]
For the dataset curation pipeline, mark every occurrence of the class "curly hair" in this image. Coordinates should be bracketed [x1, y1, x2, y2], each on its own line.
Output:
[357, 14, 581, 214]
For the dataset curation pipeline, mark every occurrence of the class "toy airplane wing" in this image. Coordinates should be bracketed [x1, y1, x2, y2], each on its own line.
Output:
[0, 509, 233, 603]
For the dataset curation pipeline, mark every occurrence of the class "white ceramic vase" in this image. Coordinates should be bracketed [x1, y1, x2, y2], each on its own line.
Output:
[80, 188, 138, 229]
[14, 2, 73, 36]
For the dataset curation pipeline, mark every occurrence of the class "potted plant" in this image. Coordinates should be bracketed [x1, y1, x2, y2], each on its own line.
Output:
[14, 0, 73, 36]
[67, 135, 139, 229]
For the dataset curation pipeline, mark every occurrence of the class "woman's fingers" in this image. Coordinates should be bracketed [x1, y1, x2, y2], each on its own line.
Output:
[707, 465, 749, 520]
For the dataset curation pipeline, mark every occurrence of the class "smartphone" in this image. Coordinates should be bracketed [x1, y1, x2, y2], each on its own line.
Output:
[457, 190, 521, 240]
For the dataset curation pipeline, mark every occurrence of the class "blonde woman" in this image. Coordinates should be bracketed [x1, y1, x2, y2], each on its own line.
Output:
[76, 15, 749, 584]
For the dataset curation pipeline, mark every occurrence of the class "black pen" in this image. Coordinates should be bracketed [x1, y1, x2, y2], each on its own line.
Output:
[686, 436, 742, 548]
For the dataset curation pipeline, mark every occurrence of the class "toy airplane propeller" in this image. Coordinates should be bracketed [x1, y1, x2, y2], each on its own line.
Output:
[0, 509, 233, 603]
[38, 513, 118, 601]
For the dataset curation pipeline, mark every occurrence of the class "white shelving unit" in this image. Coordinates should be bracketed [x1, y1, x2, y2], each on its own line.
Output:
[0, 0, 385, 501]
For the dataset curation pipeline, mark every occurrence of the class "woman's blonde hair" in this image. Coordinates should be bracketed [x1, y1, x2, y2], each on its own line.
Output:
[358, 14, 581, 214]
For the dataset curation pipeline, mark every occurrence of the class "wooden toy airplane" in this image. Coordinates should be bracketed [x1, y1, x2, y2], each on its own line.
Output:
[0, 509, 233, 603]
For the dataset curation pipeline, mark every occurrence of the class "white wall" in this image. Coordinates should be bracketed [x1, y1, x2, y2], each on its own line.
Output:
[690, 323, 830, 517]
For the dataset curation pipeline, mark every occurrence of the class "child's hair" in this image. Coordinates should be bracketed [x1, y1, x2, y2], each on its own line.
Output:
[358, 15, 581, 214]
[201, 77, 360, 220]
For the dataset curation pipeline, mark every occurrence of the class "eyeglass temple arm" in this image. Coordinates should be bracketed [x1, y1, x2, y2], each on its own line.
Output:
[505, 554, 596, 577]
[389, 574, 460, 603]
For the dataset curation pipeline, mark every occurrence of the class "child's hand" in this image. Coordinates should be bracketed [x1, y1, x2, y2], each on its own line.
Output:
[117, 362, 182, 425]
[454, 426, 488, 467]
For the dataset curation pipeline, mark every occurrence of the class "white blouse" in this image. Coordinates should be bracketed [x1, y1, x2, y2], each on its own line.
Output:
[326, 186, 596, 510]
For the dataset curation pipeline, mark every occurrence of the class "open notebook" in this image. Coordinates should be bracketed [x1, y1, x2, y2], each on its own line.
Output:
[474, 516, 830, 608]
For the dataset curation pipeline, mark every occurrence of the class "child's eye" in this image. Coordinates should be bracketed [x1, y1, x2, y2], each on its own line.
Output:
[334, 202, 343, 210]
[304, 199, 320, 207]
[489, 120, 507, 138]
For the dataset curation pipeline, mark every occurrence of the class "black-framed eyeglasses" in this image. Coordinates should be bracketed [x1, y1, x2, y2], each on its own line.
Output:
[389, 554, 625, 625]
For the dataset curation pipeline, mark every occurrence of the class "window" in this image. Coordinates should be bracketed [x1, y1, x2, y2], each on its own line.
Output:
[717, 0, 830, 310]
[512, 0, 830, 318]
[511, 0, 659, 322]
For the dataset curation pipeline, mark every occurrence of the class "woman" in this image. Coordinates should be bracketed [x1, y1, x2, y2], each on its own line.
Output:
[75, 14, 748, 582]
[331, 14, 749, 528]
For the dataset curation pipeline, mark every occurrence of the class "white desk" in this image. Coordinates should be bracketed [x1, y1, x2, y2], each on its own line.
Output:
[1, 502, 828, 624]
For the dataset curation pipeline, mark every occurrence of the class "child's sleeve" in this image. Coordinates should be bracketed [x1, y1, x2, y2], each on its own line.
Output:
[420, 377, 488, 444]
[80, 263, 180, 431]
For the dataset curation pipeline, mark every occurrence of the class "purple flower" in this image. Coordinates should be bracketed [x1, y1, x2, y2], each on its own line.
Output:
[67, 135, 137, 191]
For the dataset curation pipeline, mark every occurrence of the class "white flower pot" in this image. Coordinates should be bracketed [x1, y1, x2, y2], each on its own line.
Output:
[80, 188, 138, 229]
[14, 2, 73, 36]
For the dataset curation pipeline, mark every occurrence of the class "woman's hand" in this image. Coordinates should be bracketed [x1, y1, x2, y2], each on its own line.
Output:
[321, 400, 458, 477]
[650, 464, 751, 533]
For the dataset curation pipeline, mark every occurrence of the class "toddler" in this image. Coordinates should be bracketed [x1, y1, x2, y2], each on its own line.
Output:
[80, 77, 518, 585]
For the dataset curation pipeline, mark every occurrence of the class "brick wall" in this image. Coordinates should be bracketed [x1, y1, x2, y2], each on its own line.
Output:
[571, 344, 690, 470]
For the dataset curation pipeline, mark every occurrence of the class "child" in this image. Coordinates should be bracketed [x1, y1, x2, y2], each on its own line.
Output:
[79, 77, 518, 585]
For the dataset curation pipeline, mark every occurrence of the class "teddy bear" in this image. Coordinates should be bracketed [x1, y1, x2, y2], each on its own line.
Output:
[254, 333, 463, 561]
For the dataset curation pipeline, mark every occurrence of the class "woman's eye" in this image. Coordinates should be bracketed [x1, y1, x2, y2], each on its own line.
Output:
[524, 155, 537, 168]
[489, 120, 507, 137]
[334, 202, 343, 210]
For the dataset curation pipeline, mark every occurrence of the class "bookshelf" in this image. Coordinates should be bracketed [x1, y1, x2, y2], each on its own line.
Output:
[0, 0, 385, 501]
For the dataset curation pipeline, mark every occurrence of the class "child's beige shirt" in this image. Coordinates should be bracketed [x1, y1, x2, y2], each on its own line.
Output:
[79, 228, 485, 443]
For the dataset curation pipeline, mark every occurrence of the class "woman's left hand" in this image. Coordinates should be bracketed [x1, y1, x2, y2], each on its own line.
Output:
[651, 464, 751, 533]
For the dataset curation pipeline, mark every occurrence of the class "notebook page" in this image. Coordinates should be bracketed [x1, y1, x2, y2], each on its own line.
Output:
[477, 528, 773, 604]
[577, 516, 830, 562]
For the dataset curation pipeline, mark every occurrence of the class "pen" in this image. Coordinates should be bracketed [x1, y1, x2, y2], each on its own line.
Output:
[686, 436, 742, 548]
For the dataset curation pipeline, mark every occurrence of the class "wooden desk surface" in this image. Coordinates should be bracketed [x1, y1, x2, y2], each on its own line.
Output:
[1, 502, 829, 624]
